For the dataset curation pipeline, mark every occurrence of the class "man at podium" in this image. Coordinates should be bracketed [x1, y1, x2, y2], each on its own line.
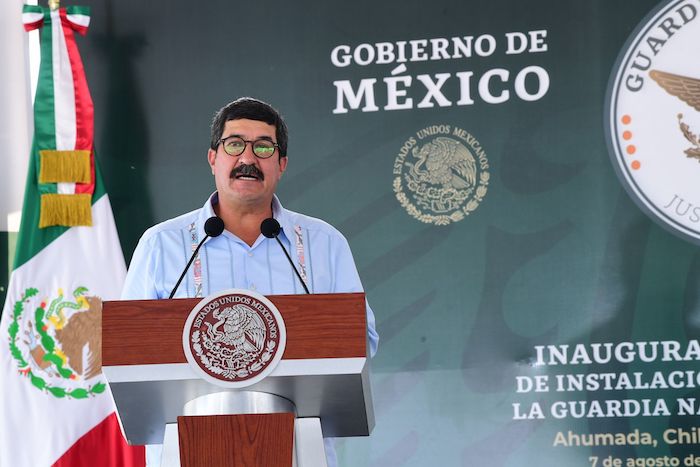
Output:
[121, 97, 378, 466]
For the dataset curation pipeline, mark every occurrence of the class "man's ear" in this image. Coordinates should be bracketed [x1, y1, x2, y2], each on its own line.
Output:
[208, 148, 217, 173]
[279, 156, 288, 176]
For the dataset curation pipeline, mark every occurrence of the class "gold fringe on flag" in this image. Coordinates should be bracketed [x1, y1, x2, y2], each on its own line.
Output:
[38, 150, 91, 184]
[39, 194, 92, 228]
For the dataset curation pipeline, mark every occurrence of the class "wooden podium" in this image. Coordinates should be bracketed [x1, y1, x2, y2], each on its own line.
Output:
[102, 292, 375, 467]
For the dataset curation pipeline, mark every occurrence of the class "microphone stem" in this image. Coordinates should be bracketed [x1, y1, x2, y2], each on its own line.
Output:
[274, 235, 310, 294]
[169, 235, 210, 299]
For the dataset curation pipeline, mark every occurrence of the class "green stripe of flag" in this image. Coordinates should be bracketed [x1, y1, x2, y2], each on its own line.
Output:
[66, 5, 90, 16]
[34, 11, 55, 154]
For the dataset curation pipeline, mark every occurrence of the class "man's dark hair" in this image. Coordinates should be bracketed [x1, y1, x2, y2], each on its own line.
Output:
[210, 97, 288, 158]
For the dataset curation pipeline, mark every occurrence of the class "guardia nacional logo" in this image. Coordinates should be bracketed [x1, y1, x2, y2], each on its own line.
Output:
[8, 287, 107, 399]
[606, 0, 700, 244]
[393, 125, 490, 225]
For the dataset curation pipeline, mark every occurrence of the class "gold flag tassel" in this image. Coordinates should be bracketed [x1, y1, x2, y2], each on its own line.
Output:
[38, 150, 91, 184]
[39, 194, 92, 228]
[37, 149, 93, 227]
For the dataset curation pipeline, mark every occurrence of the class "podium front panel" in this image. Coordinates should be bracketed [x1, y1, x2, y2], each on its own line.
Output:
[102, 293, 375, 445]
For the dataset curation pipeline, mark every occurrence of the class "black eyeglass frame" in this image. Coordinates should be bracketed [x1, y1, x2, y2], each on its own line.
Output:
[218, 136, 280, 159]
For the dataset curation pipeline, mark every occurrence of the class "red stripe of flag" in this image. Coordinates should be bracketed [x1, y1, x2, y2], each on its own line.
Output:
[52, 413, 145, 467]
[23, 19, 44, 32]
[59, 8, 95, 195]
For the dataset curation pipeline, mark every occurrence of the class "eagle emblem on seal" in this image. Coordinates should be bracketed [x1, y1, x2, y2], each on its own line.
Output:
[410, 137, 477, 190]
[403, 136, 478, 215]
[205, 304, 265, 354]
[7, 287, 108, 399]
[650, 69, 700, 161]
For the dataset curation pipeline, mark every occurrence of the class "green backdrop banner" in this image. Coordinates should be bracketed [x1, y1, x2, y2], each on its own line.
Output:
[75, 0, 700, 465]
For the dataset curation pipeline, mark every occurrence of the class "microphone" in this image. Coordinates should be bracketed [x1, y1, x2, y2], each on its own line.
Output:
[168, 216, 225, 299]
[260, 218, 310, 294]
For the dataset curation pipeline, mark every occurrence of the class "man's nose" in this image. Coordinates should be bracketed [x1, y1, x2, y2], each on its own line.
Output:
[237, 144, 258, 164]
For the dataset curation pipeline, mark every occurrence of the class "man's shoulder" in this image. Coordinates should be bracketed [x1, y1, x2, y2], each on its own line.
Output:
[280, 206, 347, 240]
[139, 208, 203, 243]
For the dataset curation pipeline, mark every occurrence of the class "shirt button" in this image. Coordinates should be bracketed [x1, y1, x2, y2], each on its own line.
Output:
[250, 283, 256, 290]
[248, 251, 253, 257]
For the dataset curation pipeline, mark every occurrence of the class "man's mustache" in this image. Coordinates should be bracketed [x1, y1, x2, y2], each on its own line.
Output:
[231, 163, 264, 180]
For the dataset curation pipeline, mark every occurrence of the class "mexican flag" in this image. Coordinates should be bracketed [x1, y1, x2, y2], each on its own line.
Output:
[0, 5, 145, 467]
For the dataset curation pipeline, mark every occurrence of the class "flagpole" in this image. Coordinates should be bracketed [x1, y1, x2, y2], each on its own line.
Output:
[48, 0, 59, 10]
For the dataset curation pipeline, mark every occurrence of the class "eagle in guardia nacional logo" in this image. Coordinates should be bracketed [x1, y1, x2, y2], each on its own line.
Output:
[183, 289, 286, 388]
[605, 0, 700, 244]
[650, 70, 700, 161]
[8, 287, 107, 399]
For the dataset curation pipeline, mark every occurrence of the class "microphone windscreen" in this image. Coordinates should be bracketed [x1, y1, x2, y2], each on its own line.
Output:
[204, 216, 225, 237]
[260, 218, 281, 238]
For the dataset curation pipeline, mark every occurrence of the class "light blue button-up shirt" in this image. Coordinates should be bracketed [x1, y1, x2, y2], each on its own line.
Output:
[122, 192, 378, 467]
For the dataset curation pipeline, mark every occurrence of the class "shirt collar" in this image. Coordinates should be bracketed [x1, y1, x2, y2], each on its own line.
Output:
[203, 191, 218, 219]
[272, 195, 294, 244]
[202, 192, 292, 245]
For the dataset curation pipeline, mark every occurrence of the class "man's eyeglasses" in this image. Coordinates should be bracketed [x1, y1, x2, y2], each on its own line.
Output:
[219, 136, 279, 159]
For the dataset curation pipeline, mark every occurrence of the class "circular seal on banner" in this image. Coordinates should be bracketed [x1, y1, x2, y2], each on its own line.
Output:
[393, 124, 490, 225]
[182, 289, 286, 388]
[605, 0, 700, 244]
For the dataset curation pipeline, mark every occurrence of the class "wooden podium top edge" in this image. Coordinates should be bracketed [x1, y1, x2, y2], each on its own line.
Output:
[103, 292, 368, 366]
